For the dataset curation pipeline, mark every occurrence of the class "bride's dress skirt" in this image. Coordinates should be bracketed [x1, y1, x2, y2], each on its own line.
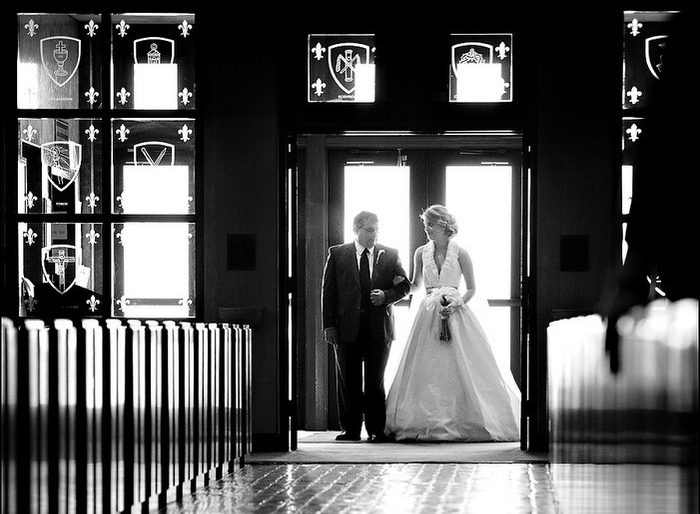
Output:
[385, 289, 520, 442]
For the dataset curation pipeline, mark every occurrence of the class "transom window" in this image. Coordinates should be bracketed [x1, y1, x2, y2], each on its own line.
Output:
[449, 33, 513, 102]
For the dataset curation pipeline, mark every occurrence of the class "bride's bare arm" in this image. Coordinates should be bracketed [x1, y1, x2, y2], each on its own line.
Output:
[458, 247, 476, 304]
[410, 246, 424, 293]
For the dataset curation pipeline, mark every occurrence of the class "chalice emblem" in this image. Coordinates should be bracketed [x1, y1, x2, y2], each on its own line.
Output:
[40, 36, 82, 87]
[53, 40, 69, 77]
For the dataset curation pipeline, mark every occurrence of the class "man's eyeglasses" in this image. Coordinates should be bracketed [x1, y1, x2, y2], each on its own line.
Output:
[359, 226, 378, 234]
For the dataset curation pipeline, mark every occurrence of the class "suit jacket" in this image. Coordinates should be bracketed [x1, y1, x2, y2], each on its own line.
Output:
[322, 242, 410, 343]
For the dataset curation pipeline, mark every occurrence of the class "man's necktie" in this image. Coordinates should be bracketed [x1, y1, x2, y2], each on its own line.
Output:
[360, 248, 371, 311]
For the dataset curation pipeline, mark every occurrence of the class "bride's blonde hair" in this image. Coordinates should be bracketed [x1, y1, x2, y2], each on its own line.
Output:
[420, 204, 458, 238]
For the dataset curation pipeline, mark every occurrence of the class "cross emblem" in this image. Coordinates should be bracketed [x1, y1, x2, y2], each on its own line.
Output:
[47, 248, 76, 291]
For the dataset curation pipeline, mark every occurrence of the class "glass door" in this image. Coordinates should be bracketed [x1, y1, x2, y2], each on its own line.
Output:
[327, 143, 523, 397]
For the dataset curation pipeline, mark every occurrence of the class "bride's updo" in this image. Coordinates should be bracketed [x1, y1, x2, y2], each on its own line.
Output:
[420, 204, 458, 238]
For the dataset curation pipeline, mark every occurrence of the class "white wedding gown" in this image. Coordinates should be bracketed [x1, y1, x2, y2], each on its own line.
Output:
[385, 240, 521, 441]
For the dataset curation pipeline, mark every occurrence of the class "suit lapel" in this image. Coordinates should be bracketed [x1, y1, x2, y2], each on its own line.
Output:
[343, 243, 360, 286]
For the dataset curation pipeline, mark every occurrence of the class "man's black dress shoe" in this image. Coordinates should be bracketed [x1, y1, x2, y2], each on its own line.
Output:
[367, 433, 392, 443]
[335, 432, 361, 441]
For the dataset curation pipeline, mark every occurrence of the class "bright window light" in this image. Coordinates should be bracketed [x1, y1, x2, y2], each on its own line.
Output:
[133, 63, 178, 109]
[119, 222, 191, 318]
[446, 165, 512, 372]
[343, 165, 410, 267]
[17, 63, 39, 108]
[621, 164, 633, 215]
[354, 63, 376, 102]
[122, 164, 190, 214]
[457, 63, 504, 102]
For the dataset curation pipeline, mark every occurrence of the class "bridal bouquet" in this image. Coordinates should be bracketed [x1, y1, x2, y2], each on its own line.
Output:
[439, 295, 451, 342]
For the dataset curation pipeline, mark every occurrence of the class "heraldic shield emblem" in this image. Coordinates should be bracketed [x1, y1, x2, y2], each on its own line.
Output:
[41, 141, 82, 192]
[328, 43, 371, 95]
[134, 37, 175, 64]
[452, 42, 495, 75]
[40, 36, 82, 87]
[133, 142, 175, 166]
[645, 35, 668, 80]
[42, 244, 80, 294]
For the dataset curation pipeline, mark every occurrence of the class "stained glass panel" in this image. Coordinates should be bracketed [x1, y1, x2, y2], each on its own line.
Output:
[18, 118, 102, 214]
[19, 222, 104, 317]
[308, 34, 376, 103]
[112, 222, 195, 318]
[449, 34, 513, 103]
[112, 118, 195, 214]
[112, 13, 195, 110]
[17, 14, 103, 109]
[623, 11, 676, 110]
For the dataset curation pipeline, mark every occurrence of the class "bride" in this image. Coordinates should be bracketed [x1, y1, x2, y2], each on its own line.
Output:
[385, 204, 520, 442]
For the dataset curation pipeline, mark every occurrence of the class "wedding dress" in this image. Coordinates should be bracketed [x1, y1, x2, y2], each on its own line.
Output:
[385, 239, 521, 441]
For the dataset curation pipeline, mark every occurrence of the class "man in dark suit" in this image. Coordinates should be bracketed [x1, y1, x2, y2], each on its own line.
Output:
[322, 211, 410, 442]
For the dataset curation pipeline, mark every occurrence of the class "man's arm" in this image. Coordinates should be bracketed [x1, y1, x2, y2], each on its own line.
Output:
[321, 247, 338, 344]
[382, 250, 410, 305]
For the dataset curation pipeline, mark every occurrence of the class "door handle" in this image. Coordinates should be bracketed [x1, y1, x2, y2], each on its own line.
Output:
[487, 299, 521, 307]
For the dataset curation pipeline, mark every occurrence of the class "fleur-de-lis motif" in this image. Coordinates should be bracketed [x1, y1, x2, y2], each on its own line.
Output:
[23, 125, 37, 142]
[311, 43, 325, 60]
[116, 87, 131, 105]
[179, 124, 193, 143]
[86, 295, 101, 312]
[179, 87, 193, 105]
[627, 123, 642, 142]
[116, 193, 125, 211]
[116, 124, 130, 142]
[85, 19, 99, 37]
[25, 19, 39, 37]
[179, 19, 193, 38]
[115, 224, 125, 245]
[25, 296, 38, 312]
[85, 87, 100, 105]
[24, 228, 38, 246]
[25, 191, 37, 210]
[496, 41, 510, 60]
[628, 18, 643, 36]
[116, 295, 131, 312]
[85, 191, 100, 210]
[178, 298, 193, 307]
[626, 86, 642, 105]
[312, 78, 326, 96]
[116, 20, 129, 37]
[86, 228, 101, 245]
[85, 124, 100, 142]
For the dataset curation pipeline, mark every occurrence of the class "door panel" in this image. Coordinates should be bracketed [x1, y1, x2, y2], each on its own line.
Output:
[329, 143, 523, 384]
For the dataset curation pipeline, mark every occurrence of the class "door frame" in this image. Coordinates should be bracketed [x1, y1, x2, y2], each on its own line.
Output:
[290, 132, 535, 449]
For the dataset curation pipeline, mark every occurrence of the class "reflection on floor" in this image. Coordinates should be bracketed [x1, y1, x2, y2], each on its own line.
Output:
[158, 431, 698, 513]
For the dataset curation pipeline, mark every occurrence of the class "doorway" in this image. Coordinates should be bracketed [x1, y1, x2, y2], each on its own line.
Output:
[294, 133, 530, 447]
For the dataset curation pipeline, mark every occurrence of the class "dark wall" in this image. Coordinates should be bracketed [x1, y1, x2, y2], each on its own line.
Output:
[199, 12, 283, 447]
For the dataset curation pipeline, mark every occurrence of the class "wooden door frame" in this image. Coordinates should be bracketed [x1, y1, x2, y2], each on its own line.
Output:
[292, 132, 536, 448]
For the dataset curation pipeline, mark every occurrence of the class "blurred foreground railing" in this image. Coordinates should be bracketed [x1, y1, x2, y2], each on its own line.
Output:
[547, 299, 698, 513]
[1, 317, 252, 513]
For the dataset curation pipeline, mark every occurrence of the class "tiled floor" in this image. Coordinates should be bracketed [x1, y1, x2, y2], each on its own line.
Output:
[159, 462, 558, 514]
[156, 432, 698, 513]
